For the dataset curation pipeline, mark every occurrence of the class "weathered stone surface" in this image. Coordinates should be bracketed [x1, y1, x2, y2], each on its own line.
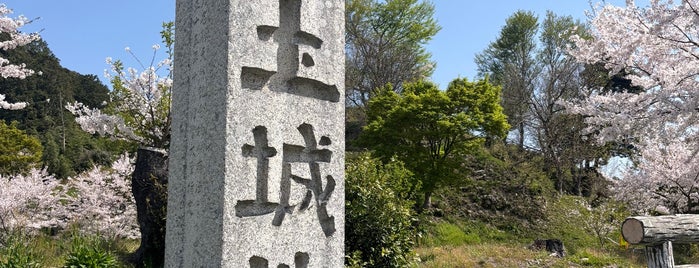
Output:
[165, 0, 345, 267]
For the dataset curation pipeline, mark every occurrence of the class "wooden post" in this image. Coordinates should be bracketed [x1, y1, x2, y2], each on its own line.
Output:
[645, 241, 674, 268]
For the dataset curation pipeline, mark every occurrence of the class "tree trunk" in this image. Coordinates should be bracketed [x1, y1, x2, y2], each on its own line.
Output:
[130, 147, 168, 268]
[422, 191, 432, 211]
[518, 122, 525, 150]
[622, 215, 699, 245]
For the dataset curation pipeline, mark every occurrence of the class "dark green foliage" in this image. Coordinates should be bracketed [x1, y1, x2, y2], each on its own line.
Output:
[63, 235, 118, 268]
[345, 152, 419, 268]
[0, 39, 133, 177]
[475, 11, 538, 150]
[475, 10, 539, 85]
[0, 120, 42, 175]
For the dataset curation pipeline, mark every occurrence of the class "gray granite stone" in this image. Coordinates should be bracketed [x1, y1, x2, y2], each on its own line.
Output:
[165, 0, 345, 267]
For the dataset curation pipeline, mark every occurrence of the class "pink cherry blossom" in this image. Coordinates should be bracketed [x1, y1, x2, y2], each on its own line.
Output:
[0, 168, 62, 230]
[68, 44, 172, 149]
[0, 155, 139, 238]
[0, 4, 40, 110]
[567, 0, 699, 213]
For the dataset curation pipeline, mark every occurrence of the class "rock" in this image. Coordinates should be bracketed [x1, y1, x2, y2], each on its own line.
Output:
[529, 239, 566, 257]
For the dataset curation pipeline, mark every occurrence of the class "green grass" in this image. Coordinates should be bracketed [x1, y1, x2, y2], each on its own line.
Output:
[414, 243, 646, 267]
[421, 220, 518, 247]
[0, 229, 139, 267]
[415, 217, 647, 267]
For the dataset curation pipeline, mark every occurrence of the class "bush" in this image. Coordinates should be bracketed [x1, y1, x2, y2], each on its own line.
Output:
[543, 196, 627, 254]
[63, 235, 118, 268]
[345, 152, 420, 268]
[0, 120, 42, 176]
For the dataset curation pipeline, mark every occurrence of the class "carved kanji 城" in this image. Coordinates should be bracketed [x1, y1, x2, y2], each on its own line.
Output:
[235, 123, 336, 237]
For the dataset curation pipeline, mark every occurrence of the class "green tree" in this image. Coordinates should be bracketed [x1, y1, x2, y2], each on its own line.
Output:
[477, 11, 617, 196]
[345, 0, 440, 143]
[0, 120, 42, 175]
[475, 10, 539, 149]
[360, 79, 509, 209]
[346, 0, 440, 106]
[345, 152, 419, 268]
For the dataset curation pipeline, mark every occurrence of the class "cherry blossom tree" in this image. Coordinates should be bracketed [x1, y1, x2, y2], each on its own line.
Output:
[566, 0, 699, 213]
[0, 4, 40, 110]
[0, 168, 62, 232]
[64, 154, 139, 239]
[67, 23, 173, 149]
[0, 154, 139, 239]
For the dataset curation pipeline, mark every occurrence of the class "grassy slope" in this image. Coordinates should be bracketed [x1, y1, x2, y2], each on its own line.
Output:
[413, 220, 647, 268]
[415, 244, 645, 268]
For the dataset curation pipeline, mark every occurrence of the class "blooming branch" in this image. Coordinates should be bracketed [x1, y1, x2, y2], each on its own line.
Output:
[0, 4, 40, 110]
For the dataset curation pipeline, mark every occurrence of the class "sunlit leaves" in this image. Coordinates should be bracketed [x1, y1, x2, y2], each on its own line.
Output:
[360, 79, 509, 204]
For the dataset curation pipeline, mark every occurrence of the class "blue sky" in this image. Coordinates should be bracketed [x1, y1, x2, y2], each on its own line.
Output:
[5, 0, 631, 88]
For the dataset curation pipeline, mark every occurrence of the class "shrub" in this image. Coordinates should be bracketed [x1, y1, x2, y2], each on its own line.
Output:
[345, 152, 420, 268]
[63, 235, 118, 268]
[0, 121, 42, 176]
[543, 196, 627, 253]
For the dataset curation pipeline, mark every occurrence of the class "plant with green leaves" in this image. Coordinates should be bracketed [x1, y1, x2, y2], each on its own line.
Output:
[345, 0, 440, 108]
[0, 120, 42, 175]
[63, 235, 118, 268]
[345, 152, 419, 268]
[0, 232, 42, 268]
[360, 79, 509, 209]
[545, 196, 628, 253]
[475, 11, 539, 150]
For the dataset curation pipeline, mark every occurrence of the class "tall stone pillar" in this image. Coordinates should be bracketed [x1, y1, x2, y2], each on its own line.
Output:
[165, 1, 344, 267]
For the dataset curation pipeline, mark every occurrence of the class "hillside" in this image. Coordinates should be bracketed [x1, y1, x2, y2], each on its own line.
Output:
[0, 39, 134, 178]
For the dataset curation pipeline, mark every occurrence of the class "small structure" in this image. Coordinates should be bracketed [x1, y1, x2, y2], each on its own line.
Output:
[621, 215, 699, 268]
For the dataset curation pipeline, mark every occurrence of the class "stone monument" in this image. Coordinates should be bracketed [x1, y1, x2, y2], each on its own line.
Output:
[164, 0, 344, 267]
